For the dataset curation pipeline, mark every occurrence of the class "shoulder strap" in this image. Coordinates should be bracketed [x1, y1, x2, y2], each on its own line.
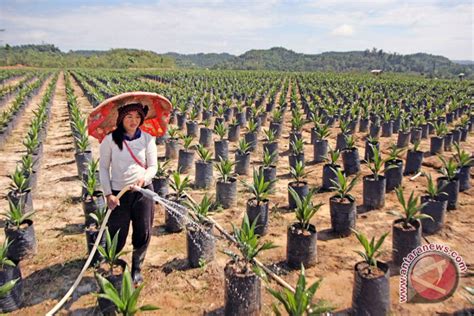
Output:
[123, 141, 147, 168]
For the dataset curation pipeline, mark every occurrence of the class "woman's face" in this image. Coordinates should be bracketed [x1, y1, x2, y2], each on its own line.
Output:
[122, 110, 142, 133]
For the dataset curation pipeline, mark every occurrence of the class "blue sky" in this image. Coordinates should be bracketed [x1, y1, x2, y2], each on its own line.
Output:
[0, 0, 472, 60]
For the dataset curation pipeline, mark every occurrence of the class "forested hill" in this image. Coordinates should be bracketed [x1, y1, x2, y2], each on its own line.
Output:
[0, 44, 175, 68]
[163, 52, 234, 68]
[205, 47, 473, 78]
[0, 44, 472, 78]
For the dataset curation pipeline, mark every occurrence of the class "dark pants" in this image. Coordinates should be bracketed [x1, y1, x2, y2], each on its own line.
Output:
[110, 184, 154, 268]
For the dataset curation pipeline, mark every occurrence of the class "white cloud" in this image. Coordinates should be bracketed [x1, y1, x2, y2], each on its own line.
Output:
[0, 0, 472, 59]
[331, 24, 354, 36]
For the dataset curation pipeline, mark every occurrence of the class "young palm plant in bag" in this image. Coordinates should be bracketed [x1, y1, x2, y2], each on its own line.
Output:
[235, 138, 252, 175]
[0, 238, 22, 313]
[224, 214, 277, 316]
[321, 147, 341, 191]
[214, 121, 229, 160]
[242, 168, 275, 236]
[288, 160, 310, 209]
[268, 265, 333, 316]
[82, 159, 105, 226]
[437, 155, 460, 210]
[215, 158, 237, 209]
[95, 267, 159, 316]
[85, 206, 108, 267]
[287, 187, 322, 268]
[178, 134, 195, 173]
[3, 199, 37, 262]
[329, 168, 358, 236]
[261, 148, 278, 190]
[7, 166, 32, 213]
[184, 194, 216, 267]
[390, 187, 431, 267]
[152, 159, 170, 197]
[385, 143, 405, 192]
[289, 138, 305, 168]
[363, 144, 393, 210]
[454, 143, 473, 192]
[351, 229, 390, 315]
[194, 144, 214, 189]
[165, 171, 191, 233]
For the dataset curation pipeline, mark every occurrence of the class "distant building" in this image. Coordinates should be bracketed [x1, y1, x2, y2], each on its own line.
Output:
[371, 69, 383, 76]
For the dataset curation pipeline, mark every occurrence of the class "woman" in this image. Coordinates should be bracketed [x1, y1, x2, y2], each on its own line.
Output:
[99, 102, 157, 285]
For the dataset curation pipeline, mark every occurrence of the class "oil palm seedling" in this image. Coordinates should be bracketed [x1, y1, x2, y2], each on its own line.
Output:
[430, 121, 447, 154]
[269, 108, 284, 138]
[82, 159, 105, 226]
[214, 121, 229, 160]
[7, 166, 32, 213]
[329, 168, 358, 236]
[235, 138, 252, 175]
[3, 199, 37, 262]
[454, 143, 472, 191]
[165, 171, 191, 232]
[195, 144, 213, 189]
[95, 267, 159, 315]
[336, 119, 350, 150]
[397, 117, 411, 148]
[313, 123, 330, 163]
[95, 231, 135, 315]
[385, 143, 405, 192]
[341, 134, 360, 175]
[404, 141, 423, 175]
[390, 187, 431, 267]
[184, 194, 216, 268]
[73, 132, 92, 177]
[224, 214, 277, 316]
[165, 126, 180, 159]
[0, 238, 22, 313]
[177, 134, 195, 173]
[261, 148, 278, 190]
[363, 145, 393, 210]
[215, 158, 237, 208]
[85, 206, 107, 267]
[20, 154, 36, 189]
[263, 128, 278, 163]
[437, 155, 460, 210]
[289, 138, 305, 169]
[245, 118, 259, 152]
[198, 118, 213, 147]
[290, 109, 304, 144]
[242, 168, 275, 236]
[351, 230, 390, 316]
[152, 159, 170, 197]
[288, 160, 310, 209]
[96, 229, 129, 275]
[419, 173, 448, 234]
[228, 117, 241, 142]
[364, 135, 379, 163]
[381, 111, 393, 137]
[186, 107, 199, 137]
[268, 265, 333, 316]
[287, 187, 322, 268]
[321, 147, 341, 191]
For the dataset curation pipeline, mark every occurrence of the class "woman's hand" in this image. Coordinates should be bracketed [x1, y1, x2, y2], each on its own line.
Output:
[134, 178, 145, 187]
[106, 194, 120, 210]
[130, 178, 145, 192]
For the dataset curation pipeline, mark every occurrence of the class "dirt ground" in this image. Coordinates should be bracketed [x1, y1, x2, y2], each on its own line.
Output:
[0, 72, 472, 315]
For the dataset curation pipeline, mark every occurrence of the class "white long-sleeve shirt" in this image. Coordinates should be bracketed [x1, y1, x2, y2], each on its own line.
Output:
[99, 131, 157, 196]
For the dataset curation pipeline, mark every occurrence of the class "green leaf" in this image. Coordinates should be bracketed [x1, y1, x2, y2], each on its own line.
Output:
[139, 304, 160, 311]
[0, 278, 19, 298]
